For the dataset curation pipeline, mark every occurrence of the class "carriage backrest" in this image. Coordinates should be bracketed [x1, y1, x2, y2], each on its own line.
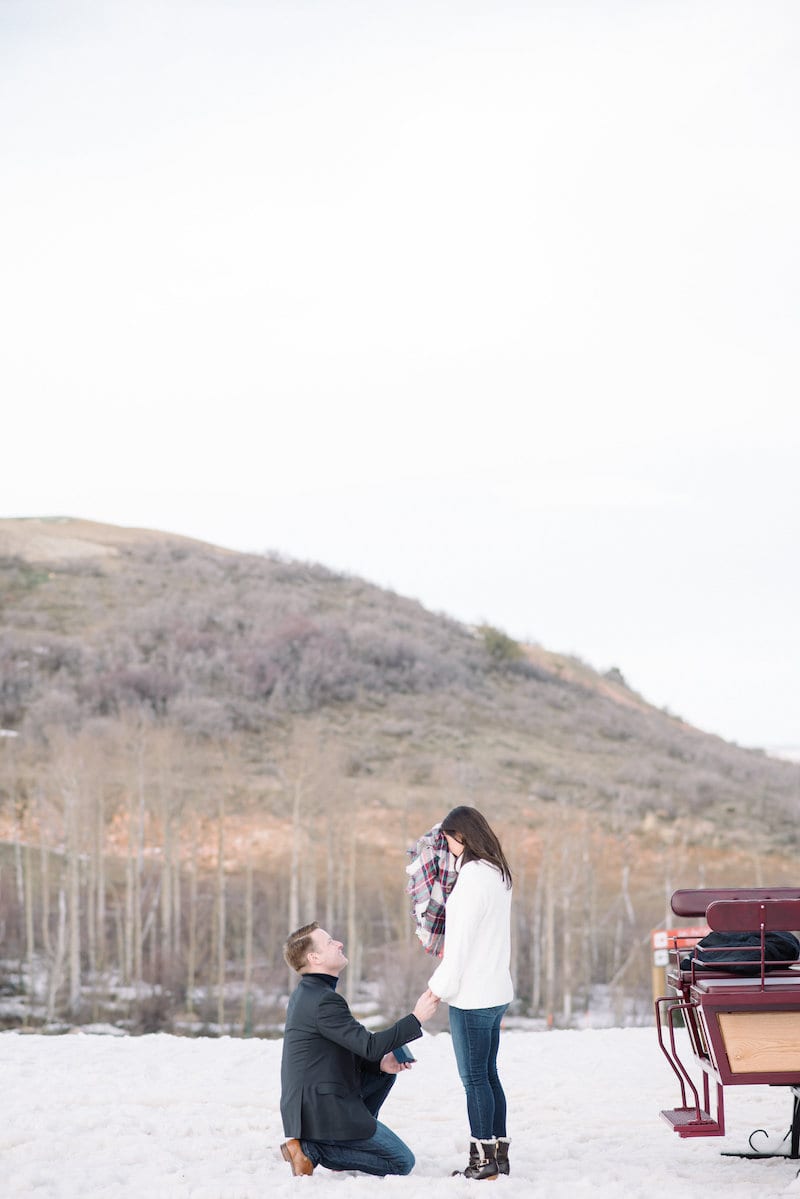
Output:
[706, 898, 800, 933]
[671, 887, 800, 917]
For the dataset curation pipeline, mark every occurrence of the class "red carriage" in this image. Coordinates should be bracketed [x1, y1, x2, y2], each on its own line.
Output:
[656, 887, 800, 1159]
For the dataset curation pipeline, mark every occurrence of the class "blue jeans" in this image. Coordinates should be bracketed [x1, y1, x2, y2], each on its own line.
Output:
[301, 1071, 415, 1176]
[449, 1003, 509, 1140]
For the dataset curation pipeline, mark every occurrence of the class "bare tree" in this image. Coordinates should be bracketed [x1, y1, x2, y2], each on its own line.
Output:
[186, 815, 199, 1015]
[216, 792, 226, 1028]
[240, 852, 253, 1035]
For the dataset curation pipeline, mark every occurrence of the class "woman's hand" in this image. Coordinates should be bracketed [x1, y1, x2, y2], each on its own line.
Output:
[413, 988, 441, 1023]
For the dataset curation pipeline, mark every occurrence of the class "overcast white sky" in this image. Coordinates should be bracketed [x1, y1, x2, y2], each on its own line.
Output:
[2, 0, 798, 749]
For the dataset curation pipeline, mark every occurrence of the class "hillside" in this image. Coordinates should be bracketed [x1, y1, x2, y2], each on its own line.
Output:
[1, 517, 795, 839]
[1, 516, 798, 1031]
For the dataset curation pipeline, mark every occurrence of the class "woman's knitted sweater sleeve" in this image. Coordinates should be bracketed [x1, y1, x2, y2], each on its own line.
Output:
[426, 861, 487, 1002]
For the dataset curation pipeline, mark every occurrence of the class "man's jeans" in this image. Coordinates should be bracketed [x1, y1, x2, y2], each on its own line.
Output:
[449, 1003, 509, 1140]
[301, 1070, 415, 1176]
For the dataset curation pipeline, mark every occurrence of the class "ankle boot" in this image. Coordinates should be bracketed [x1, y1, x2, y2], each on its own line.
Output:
[455, 1138, 498, 1180]
[452, 1138, 478, 1177]
[495, 1137, 510, 1175]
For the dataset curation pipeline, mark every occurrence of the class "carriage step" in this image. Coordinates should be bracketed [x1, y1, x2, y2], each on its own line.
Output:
[660, 1108, 724, 1137]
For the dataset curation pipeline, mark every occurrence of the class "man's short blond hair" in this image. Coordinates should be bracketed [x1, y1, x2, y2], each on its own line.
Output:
[283, 921, 320, 973]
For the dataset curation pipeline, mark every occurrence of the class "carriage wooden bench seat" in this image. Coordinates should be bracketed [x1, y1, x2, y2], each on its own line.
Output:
[656, 887, 800, 1159]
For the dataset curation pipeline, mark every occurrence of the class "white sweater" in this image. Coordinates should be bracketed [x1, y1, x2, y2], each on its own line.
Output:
[427, 859, 513, 1009]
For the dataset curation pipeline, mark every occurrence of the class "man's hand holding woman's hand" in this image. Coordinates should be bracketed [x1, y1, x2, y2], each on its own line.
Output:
[412, 988, 440, 1024]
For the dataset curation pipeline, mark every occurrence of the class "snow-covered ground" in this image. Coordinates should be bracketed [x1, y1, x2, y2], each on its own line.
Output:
[3, 1026, 800, 1198]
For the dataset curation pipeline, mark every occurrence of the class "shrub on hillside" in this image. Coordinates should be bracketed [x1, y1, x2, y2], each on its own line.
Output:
[480, 624, 522, 663]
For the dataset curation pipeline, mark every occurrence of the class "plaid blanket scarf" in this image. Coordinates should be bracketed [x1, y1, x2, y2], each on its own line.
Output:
[405, 824, 458, 958]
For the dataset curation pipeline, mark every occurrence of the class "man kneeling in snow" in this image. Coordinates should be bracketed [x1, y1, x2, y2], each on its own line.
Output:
[279, 921, 439, 1176]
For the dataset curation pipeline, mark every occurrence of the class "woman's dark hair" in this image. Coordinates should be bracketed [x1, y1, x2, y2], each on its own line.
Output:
[441, 806, 512, 886]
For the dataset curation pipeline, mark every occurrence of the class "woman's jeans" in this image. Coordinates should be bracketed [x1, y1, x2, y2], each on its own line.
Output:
[449, 1003, 509, 1140]
[301, 1071, 415, 1176]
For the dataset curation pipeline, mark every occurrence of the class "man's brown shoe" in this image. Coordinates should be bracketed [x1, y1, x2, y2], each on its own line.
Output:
[281, 1138, 314, 1176]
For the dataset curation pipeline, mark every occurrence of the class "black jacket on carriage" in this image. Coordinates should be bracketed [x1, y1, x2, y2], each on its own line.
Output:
[681, 929, 800, 975]
[280, 973, 422, 1142]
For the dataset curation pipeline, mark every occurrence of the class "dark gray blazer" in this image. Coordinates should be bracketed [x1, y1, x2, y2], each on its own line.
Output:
[280, 974, 422, 1141]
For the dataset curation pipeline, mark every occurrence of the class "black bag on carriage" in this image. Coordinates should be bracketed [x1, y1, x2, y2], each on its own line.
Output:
[681, 929, 800, 975]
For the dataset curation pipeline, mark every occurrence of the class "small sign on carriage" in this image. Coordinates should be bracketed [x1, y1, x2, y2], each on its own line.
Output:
[651, 926, 709, 965]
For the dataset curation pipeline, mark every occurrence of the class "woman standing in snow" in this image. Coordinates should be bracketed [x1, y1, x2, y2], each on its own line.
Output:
[427, 806, 513, 1180]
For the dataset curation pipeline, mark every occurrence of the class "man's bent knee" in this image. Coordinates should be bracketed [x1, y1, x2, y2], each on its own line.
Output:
[390, 1148, 415, 1175]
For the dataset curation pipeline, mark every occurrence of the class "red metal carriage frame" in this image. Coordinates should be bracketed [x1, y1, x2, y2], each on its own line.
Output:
[656, 887, 800, 1159]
